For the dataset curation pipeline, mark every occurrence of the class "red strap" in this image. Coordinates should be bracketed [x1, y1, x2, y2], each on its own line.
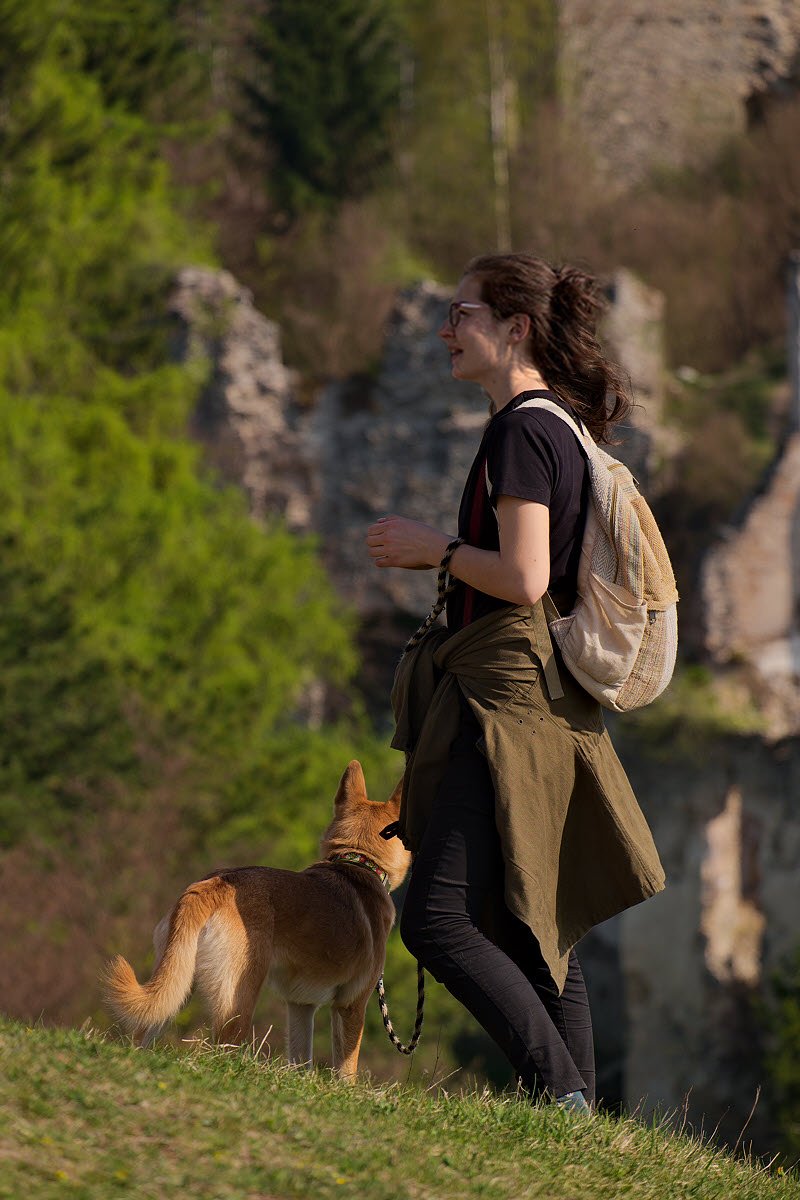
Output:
[461, 453, 488, 627]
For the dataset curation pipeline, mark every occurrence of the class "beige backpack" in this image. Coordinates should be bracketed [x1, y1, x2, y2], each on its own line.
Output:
[491, 397, 679, 711]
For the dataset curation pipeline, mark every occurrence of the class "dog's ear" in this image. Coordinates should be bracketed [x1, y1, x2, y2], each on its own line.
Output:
[385, 774, 404, 813]
[334, 760, 367, 808]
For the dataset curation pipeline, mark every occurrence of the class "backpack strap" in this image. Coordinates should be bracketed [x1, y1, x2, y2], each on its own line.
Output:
[513, 396, 593, 453]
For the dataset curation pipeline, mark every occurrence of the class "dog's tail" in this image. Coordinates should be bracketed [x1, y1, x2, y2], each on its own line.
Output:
[103, 875, 228, 1034]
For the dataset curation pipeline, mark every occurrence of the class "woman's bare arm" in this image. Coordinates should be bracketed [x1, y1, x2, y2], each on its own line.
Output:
[365, 496, 550, 606]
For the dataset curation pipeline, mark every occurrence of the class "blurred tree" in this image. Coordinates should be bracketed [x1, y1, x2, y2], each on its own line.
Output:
[396, 0, 557, 270]
[71, 0, 211, 123]
[0, 0, 210, 377]
[0, 0, 366, 856]
[241, 0, 402, 219]
[0, 382, 357, 846]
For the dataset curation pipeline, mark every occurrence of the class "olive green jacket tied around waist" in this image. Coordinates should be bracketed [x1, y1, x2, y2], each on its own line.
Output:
[391, 603, 665, 994]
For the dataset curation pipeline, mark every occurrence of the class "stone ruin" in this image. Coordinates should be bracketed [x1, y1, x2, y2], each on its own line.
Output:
[168, 264, 668, 624]
[560, 0, 800, 184]
[169, 267, 313, 530]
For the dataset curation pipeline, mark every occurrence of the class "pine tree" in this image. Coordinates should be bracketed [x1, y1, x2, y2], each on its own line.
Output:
[71, 0, 209, 121]
[242, 0, 402, 218]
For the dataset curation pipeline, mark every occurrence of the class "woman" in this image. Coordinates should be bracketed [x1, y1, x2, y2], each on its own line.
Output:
[366, 253, 664, 1112]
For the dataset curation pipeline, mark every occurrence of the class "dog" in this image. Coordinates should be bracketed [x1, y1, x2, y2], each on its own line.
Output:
[103, 761, 410, 1078]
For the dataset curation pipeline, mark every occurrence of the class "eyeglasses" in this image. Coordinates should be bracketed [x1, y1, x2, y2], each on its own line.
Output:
[447, 301, 491, 329]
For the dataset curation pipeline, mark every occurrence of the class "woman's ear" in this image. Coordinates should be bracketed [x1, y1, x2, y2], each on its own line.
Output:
[508, 313, 531, 344]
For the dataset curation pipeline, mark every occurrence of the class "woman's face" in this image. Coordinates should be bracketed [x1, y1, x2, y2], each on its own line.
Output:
[438, 275, 508, 387]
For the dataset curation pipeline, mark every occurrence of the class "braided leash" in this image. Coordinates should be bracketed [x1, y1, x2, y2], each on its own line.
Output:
[376, 962, 425, 1054]
[375, 539, 463, 1055]
[402, 537, 465, 654]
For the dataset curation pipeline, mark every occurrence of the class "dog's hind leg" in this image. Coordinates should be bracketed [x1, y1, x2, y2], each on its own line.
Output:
[134, 1021, 167, 1049]
[331, 995, 370, 1081]
[286, 1003, 316, 1068]
[196, 912, 269, 1046]
[211, 958, 269, 1046]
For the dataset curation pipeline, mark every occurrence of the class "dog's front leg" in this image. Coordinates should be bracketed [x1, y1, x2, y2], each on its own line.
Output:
[286, 1002, 316, 1067]
[331, 997, 369, 1081]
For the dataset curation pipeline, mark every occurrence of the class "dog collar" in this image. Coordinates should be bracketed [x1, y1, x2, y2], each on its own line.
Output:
[328, 852, 390, 891]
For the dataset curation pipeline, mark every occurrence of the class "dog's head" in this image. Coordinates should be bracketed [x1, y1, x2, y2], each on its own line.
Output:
[320, 760, 410, 891]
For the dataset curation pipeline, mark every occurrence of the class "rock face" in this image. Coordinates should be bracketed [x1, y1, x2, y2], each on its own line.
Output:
[602, 270, 676, 488]
[312, 282, 487, 625]
[169, 267, 313, 529]
[585, 728, 800, 1152]
[560, 0, 800, 182]
[701, 433, 800, 737]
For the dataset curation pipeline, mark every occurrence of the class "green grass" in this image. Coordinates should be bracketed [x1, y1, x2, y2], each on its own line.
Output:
[1, 1017, 797, 1200]
[619, 665, 767, 761]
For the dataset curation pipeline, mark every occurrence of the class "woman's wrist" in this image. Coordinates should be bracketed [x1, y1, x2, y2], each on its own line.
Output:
[429, 530, 455, 566]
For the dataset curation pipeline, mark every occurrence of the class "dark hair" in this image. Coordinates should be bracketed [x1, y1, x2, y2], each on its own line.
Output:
[464, 252, 631, 444]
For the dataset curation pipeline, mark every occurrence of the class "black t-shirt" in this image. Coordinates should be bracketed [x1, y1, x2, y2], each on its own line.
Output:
[446, 390, 589, 630]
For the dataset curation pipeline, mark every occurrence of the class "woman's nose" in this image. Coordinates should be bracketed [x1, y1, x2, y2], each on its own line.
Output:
[438, 320, 453, 341]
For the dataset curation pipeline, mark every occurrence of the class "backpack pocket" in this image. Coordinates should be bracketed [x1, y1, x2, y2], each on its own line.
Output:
[554, 571, 648, 688]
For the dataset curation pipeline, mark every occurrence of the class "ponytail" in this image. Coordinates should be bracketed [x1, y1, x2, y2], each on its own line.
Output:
[542, 266, 631, 442]
[465, 253, 632, 444]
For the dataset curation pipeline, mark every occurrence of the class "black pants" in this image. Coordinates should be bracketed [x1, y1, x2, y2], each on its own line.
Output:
[400, 708, 595, 1103]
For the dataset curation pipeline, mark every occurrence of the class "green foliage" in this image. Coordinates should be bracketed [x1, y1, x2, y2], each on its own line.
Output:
[242, 0, 402, 218]
[0, 380, 358, 846]
[619, 666, 765, 761]
[71, 0, 208, 121]
[667, 350, 786, 445]
[0, 4, 212, 379]
[227, 0, 559, 374]
[761, 951, 800, 1159]
[0, 0, 369, 865]
[650, 355, 782, 607]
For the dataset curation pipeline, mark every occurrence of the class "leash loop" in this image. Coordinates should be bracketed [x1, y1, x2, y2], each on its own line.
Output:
[402, 537, 464, 654]
[376, 961, 424, 1055]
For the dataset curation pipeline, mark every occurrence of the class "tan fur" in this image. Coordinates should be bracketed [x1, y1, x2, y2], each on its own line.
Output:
[103, 761, 410, 1078]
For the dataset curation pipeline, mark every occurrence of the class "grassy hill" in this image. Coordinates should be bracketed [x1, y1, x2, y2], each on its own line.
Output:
[1, 1017, 797, 1200]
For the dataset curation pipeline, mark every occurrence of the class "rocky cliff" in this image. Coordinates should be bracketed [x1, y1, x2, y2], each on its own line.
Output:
[700, 255, 800, 739]
[588, 728, 800, 1151]
[169, 267, 313, 530]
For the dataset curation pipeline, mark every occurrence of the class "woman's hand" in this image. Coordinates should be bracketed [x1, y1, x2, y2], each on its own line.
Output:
[366, 516, 451, 570]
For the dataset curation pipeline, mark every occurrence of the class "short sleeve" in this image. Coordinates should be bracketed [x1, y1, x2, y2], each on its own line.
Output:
[485, 413, 557, 508]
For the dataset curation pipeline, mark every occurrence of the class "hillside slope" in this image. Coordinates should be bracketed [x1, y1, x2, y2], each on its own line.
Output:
[0, 1017, 797, 1200]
